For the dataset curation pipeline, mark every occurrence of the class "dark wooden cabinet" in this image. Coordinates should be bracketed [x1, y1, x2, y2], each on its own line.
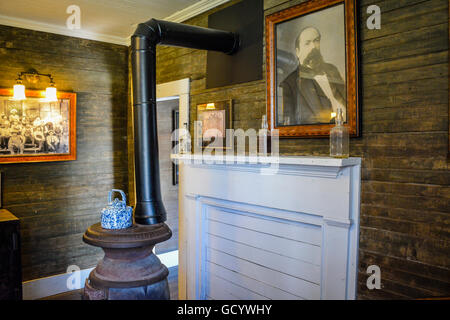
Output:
[0, 209, 22, 300]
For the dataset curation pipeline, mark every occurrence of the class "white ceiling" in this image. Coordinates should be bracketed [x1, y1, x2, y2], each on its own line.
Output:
[0, 0, 229, 45]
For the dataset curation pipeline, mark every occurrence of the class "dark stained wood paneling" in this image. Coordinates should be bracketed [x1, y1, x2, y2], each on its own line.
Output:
[125, 0, 450, 299]
[0, 25, 129, 281]
[0, 209, 22, 300]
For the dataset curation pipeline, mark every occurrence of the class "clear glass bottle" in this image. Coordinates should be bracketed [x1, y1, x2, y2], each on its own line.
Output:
[184, 123, 191, 153]
[259, 115, 271, 155]
[330, 107, 349, 158]
[179, 122, 190, 154]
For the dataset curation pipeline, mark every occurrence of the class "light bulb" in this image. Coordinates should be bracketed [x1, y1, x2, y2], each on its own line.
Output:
[45, 86, 58, 102]
[13, 83, 26, 100]
[206, 103, 215, 110]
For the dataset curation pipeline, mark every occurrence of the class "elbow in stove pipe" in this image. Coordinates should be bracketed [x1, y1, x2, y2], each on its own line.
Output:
[131, 19, 239, 225]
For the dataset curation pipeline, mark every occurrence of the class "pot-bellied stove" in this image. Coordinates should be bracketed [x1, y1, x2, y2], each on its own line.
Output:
[82, 222, 171, 300]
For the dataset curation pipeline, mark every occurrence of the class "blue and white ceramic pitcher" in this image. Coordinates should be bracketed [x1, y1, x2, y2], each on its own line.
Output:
[101, 189, 133, 230]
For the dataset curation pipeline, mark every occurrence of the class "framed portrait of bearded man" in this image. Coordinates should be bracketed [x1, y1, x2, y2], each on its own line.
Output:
[266, 0, 360, 137]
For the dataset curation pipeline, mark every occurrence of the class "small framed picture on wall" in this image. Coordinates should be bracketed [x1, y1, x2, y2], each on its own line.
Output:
[195, 99, 233, 150]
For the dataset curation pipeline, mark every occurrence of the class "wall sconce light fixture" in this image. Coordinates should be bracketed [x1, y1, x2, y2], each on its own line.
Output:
[12, 68, 58, 102]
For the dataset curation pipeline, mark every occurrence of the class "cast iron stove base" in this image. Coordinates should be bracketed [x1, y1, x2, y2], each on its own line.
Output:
[82, 222, 172, 300]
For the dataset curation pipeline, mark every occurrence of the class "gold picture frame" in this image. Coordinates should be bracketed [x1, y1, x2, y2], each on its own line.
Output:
[0, 88, 77, 163]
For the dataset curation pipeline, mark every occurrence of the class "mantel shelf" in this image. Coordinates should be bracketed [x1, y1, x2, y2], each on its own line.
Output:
[171, 153, 361, 167]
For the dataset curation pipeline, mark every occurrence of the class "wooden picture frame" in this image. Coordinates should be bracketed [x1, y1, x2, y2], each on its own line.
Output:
[0, 88, 76, 163]
[266, 0, 359, 138]
[195, 99, 233, 149]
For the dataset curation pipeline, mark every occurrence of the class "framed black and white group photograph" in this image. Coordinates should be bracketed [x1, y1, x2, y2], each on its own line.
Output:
[266, 0, 359, 138]
[0, 89, 76, 163]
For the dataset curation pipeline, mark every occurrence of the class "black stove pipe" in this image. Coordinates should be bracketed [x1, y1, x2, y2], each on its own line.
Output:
[131, 19, 239, 225]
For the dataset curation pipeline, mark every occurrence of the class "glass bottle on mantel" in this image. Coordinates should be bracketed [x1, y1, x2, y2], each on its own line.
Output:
[259, 115, 271, 155]
[185, 123, 191, 153]
[179, 123, 190, 154]
[330, 107, 349, 158]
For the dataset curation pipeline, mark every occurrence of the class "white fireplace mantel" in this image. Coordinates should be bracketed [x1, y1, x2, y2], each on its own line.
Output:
[173, 154, 361, 300]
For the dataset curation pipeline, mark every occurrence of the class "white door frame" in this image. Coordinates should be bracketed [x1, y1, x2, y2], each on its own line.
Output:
[156, 78, 190, 300]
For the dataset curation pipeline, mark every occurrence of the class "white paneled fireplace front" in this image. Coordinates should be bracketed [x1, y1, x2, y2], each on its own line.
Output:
[173, 155, 361, 300]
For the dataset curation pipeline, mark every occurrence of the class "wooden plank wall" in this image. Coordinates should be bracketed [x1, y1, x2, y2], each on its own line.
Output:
[133, 0, 449, 299]
[0, 25, 129, 281]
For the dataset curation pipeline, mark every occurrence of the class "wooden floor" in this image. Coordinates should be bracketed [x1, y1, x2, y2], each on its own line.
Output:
[40, 266, 178, 300]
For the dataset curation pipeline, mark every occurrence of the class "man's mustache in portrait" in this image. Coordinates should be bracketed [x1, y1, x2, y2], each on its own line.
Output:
[303, 48, 325, 73]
